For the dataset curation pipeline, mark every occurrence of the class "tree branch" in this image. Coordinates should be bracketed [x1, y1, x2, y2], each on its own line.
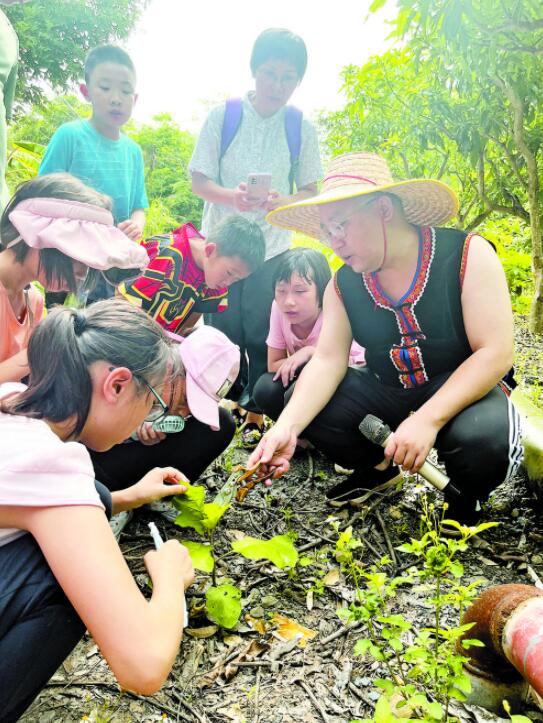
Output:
[466, 209, 492, 232]
[436, 151, 450, 180]
[490, 137, 528, 191]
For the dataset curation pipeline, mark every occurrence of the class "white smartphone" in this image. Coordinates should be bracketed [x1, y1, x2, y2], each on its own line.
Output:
[247, 172, 272, 202]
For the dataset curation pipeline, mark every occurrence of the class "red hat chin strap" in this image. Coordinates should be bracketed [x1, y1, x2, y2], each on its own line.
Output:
[324, 174, 378, 186]
[376, 214, 388, 273]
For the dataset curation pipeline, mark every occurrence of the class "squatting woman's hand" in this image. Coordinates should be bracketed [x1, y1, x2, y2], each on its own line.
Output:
[247, 424, 298, 478]
[273, 347, 314, 387]
[136, 422, 166, 446]
[384, 413, 440, 473]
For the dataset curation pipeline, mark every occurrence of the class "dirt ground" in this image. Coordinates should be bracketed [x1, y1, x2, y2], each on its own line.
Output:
[20, 326, 543, 723]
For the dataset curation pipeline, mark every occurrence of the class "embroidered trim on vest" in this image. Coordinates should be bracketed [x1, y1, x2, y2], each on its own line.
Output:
[333, 272, 343, 300]
[460, 233, 474, 291]
[362, 227, 436, 389]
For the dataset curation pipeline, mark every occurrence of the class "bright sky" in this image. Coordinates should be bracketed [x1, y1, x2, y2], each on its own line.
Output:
[127, 0, 396, 133]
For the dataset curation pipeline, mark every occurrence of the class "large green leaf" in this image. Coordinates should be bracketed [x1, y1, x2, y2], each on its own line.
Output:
[231, 534, 298, 569]
[202, 502, 230, 531]
[182, 541, 214, 573]
[173, 485, 206, 535]
[206, 584, 242, 629]
[173, 486, 229, 536]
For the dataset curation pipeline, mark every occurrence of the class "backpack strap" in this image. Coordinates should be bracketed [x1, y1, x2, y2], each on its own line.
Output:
[284, 105, 303, 194]
[218, 98, 243, 184]
[219, 99, 303, 193]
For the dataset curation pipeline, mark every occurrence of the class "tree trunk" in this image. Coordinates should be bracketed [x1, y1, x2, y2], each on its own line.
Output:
[496, 76, 543, 334]
[529, 215, 543, 335]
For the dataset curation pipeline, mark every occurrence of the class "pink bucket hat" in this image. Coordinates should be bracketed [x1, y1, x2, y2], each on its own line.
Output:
[7, 198, 148, 273]
[170, 327, 240, 431]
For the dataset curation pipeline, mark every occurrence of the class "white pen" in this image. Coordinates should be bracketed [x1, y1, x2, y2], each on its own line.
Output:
[148, 522, 189, 628]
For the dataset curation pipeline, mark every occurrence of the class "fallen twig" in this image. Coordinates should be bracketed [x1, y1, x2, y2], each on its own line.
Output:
[348, 680, 376, 708]
[375, 510, 397, 567]
[297, 519, 337, 545]
[319, 622, 364, 646]
[44, 681, 206, 722]
[169, 687, 208, 722]
[296, 679, 332, 723]
[254, 667, 261, 723]
[269, 633, 302, 672]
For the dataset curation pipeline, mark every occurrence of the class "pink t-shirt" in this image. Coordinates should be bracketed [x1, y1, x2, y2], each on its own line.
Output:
[0, 383, 103, 547]
[0, 281, 45, 365]
[266, 301, 366, 366]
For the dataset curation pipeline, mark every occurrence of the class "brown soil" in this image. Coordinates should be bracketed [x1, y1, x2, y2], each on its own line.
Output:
[20, 323, 543, 723]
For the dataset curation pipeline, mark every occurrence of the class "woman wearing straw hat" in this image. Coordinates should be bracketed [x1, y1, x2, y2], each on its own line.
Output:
[248, 152, 523, 523]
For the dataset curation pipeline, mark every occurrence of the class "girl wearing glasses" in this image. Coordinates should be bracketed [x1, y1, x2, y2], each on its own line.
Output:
[89, 324, 240, 526]
[0, 172, 148, 384]
[0, 298, 194, 721]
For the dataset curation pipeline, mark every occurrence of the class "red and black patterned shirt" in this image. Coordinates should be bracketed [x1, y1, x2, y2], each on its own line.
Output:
[119, 223, 228, 333]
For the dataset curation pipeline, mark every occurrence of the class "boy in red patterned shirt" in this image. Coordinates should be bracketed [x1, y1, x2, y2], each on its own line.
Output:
[119, 215, 265, 334]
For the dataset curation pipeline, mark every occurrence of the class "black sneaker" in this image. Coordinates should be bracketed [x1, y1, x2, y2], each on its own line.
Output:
[326, 465, 403, 507]
[442, 495, 481, 527]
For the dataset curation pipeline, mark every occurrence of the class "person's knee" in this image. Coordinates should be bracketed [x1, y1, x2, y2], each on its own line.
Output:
[216, 407, 236, 448]
[446, 409, 510, 459]
[253, 373, 285, 419]
[439, 410, 512, 483]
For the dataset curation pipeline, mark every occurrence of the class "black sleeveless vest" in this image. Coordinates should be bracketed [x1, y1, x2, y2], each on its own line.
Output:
[335, 226, 473, 389]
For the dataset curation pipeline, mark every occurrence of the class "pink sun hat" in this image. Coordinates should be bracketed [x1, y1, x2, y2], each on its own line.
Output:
[7, 197, 148, 273]
[168, 327, 240, 431]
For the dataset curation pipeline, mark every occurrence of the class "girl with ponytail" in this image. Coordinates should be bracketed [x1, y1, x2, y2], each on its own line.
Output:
[0, 298, 194, 721]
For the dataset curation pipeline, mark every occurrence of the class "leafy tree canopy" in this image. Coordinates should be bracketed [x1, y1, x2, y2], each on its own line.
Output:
[321, 0, 543, 331]
[3, 0, 150, 107]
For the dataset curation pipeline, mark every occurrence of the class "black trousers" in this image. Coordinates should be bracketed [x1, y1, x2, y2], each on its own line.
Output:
[253, 372, 295, 422]
[90, 408, 236, 490]
[282, 367, 522, 512]
[205, 252, 288, 413]
[0, 482, 112, 722]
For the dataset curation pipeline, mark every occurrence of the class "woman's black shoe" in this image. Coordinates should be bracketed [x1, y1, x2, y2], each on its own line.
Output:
[326, 465, 403, 507]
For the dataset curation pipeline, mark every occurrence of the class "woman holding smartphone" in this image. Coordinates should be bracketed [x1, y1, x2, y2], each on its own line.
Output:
[189, 28, 322, 442]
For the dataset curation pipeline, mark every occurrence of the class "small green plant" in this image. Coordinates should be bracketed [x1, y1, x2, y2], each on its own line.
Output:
[173, 482, 298, 628]
[336, 500, 497, 722]
[502, 699, 533, 723]
[299, 546, 332, 597]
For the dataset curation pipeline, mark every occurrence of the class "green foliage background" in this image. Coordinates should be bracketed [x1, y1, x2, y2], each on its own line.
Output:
[4, 0, 541, 322]
[3, 0, 150, 107]
[319, 0, 543, 329]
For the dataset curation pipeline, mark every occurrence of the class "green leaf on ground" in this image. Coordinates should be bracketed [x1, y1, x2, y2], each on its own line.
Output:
[231, 534, 298, 568]
[202, 502, 230, 531]
[206, 584, 242, 629]
[182, 541, 214, 572]
[173, 485, 206, 535]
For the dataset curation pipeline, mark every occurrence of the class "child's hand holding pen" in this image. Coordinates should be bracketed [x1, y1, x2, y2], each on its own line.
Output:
[147, 522, 192, 628]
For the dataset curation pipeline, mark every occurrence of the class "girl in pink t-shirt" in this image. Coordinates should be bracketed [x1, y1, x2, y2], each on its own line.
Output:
[0, 172, 148, 384]
[253, 247, 365, 422]
[0, 300, 195, 720]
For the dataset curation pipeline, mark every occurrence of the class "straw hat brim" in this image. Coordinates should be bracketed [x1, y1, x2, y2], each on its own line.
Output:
[266, 179, 459, 239]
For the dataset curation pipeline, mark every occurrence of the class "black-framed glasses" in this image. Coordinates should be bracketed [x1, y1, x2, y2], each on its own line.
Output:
[319, 196, 377, 245]
[107, 366, 171, 424]
[140, 378, 169, 423]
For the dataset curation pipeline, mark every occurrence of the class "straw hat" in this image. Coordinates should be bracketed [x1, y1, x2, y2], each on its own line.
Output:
[267, 152, 459, 239]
